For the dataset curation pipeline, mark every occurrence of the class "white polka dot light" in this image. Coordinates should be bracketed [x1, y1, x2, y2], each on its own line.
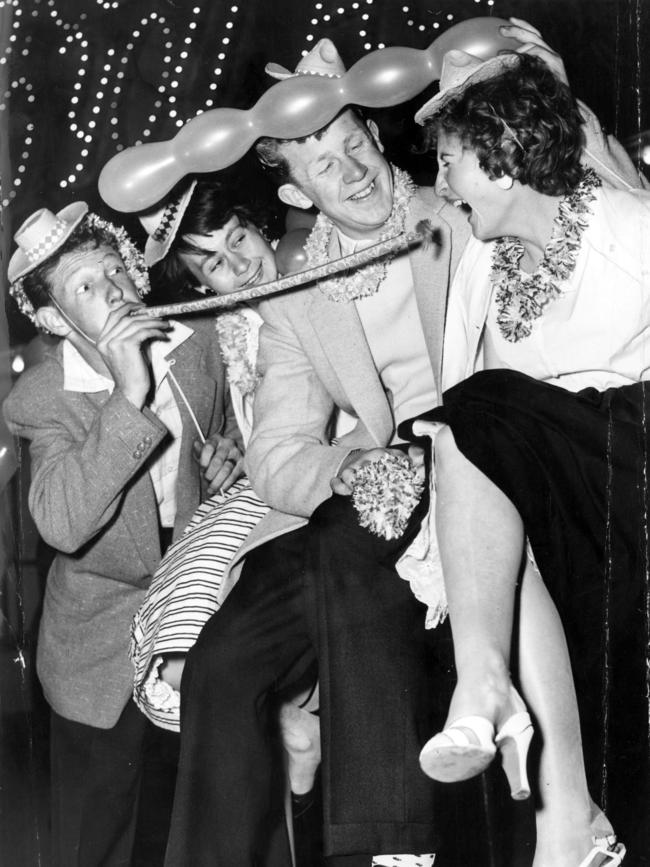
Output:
[1, 0, 497, 208]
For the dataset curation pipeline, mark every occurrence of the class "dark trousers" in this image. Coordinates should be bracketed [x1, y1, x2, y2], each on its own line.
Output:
[50, 699, 179, 867]
[50, 700, 149, 867]
[164, 493, 489, 867]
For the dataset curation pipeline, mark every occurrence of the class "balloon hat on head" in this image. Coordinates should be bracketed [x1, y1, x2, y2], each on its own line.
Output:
[98, 17, 520, 213]
[266, 37, 345, 80]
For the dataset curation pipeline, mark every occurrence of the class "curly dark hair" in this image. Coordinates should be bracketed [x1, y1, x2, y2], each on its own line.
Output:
[152, 179, 272, 296]
[255, 106, 366, 187]
[423, 54, 585, 196]
[21, 220, 119, 314]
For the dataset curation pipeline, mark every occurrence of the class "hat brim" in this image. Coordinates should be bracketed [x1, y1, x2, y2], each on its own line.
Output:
[8, 201, 89, 283]
[415, 52, 520, 125]
[265, 62, 294, 80]
[143, 180, 197, 267]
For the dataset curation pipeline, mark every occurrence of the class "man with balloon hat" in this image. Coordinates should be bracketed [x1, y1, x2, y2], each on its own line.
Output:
[133, 19, 644, 867]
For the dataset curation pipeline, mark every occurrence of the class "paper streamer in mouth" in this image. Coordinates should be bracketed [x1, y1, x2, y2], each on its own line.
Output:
[134, 229, 423, 318]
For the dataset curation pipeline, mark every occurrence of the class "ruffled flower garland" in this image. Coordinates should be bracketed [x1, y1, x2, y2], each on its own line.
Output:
[351, 452, 425, 540]
[492, 168, 601, 343]
[214, 308, 260, 396]
[304, 166, 416, 303]
[10, 212, 150, 323]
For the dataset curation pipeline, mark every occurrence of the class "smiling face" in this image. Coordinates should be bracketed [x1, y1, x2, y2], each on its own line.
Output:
[46, 242, 140, 341]
[178, 216, 277, 295]
[435, 131, 513, 242]
[277, 110, 394, 241]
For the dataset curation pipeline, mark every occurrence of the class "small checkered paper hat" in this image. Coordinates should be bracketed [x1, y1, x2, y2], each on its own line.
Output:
[8, 202, 89, 283]
[139, 180, 197, 267]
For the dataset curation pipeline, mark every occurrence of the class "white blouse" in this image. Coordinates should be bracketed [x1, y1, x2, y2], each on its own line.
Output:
[443, 186, 650, 394]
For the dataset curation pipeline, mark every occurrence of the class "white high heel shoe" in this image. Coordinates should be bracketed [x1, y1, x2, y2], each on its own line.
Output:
[419, 716, 497, 783]
[419, 709, 534, 800]
[577, 838, 625, 867]
[494, 711, 534, 800]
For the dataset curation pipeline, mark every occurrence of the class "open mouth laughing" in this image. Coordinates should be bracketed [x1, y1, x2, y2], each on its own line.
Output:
[347, 179, 377, 202]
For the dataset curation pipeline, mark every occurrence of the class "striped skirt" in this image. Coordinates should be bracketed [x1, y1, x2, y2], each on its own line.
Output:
[130, 479, 269, 731]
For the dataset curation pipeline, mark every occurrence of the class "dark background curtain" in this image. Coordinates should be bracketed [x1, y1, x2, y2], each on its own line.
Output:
[0, 0, 647, 864]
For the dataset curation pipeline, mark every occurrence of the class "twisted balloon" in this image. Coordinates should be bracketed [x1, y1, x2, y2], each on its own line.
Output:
[99, 17, 519, 212]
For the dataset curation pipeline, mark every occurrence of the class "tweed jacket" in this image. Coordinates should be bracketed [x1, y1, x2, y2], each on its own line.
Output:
[234, 187, 471, 562]
[3, 317, 238, 728]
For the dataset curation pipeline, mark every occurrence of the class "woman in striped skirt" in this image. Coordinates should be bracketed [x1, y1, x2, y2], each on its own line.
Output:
[130, 179, 325, 803]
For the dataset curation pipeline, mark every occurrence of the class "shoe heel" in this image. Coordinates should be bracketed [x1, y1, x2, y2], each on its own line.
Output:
[495, 712, 533, 800]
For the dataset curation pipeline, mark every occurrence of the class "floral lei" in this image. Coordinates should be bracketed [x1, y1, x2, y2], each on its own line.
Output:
[214, 308, 260, 396]
[304, 165, 416, 303]
[492, 168, 601, 343]
[10, 212, 150, 323]
[351, 452, 425, 540]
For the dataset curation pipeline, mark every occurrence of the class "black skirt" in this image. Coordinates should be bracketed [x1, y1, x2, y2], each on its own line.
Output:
[400, 369, 650, 856]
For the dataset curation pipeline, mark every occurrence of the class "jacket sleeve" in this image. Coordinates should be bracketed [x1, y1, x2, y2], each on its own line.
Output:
[4, 373, 167, 553]
[244, 298, 368, 517]
[579, 100, 649, 191]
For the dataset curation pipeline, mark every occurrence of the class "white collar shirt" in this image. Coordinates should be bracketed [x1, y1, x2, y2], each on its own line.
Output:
[337, 230, 438, 441]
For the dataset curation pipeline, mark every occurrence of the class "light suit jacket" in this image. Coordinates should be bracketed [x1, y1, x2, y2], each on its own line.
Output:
[3, 318, 238, 728]
[234, 187, 471, 565]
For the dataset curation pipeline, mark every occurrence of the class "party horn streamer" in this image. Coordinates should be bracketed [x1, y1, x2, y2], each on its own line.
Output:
[134, 230, 423, 318]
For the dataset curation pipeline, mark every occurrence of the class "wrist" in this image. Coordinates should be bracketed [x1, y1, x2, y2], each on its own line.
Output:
[119, 386, 147, 411]
[339, 448, 364, 473]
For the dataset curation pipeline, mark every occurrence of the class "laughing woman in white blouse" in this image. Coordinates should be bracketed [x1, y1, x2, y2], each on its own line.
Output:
[402, 51, 650, 867]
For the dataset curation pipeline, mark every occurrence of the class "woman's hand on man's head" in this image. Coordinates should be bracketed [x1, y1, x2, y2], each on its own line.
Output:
[500, 17, 569, 86]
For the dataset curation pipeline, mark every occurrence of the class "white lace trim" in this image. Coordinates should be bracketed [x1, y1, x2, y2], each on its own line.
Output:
[395, 419, 448, 629]
[142, 656, 181, 712]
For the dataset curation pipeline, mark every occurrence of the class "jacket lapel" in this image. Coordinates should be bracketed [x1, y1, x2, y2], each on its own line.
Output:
[163, 333, 210, 530]
[304, 185, 468, 436]
[306, 232, 393, 446]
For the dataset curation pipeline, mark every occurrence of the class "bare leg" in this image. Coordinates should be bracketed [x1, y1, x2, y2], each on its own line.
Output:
[278, 703, 321, 795]
[435, 427, 617, 866]
[518, 561, 606, 866]
[434, 425, 523, 728]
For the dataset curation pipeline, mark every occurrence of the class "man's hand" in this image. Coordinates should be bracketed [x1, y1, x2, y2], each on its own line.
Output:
[331, 445, 425, 496]
[194, 434, 244, 496]
[96, 303, 171, 409]
[500, 17, 568, 85]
